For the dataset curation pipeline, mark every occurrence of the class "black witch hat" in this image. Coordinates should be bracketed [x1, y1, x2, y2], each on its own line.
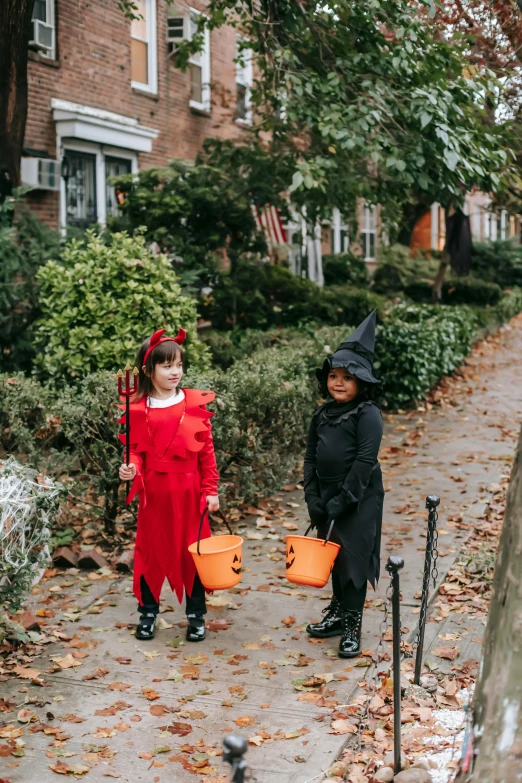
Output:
[316, 309, 380, 386]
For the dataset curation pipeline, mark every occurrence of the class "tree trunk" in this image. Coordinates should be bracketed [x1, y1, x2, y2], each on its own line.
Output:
[431, 247, 449, 303]
[465, 426, 522, 781]
[0, 0, 34, 200]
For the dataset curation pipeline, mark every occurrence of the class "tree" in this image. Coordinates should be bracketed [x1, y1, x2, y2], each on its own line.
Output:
[111, 139, 291, 322]
[0, 0, 34, 200]
[177, 1, 513, 225]
[460, 424, 522, 782]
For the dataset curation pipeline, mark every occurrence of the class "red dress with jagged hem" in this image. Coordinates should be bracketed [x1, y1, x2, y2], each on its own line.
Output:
[118, 389, 219, 605]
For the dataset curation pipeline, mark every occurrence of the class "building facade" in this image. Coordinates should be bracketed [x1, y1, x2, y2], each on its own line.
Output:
[23, 0, 252, 229]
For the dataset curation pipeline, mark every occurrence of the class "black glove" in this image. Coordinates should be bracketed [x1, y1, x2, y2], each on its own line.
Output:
[306, 496, 328, 527]
[326, 491, 351, 522]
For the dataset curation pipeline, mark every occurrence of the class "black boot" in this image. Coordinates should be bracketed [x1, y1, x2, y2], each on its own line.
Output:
[338, 610, 363, 658]
[306, 598, 343, 638]
[186, 615, 206, 642]
[136, 612, 156, 640]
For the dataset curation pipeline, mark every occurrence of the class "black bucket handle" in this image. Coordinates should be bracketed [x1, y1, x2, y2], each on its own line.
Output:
[304, 518, 335, 545]
[196, 506, 234, 556]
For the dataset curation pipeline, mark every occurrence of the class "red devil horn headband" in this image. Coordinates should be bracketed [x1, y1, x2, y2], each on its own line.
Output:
[142, 327, 187, 366]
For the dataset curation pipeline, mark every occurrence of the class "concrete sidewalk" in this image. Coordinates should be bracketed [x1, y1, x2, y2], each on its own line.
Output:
[1, 319, 522, 783]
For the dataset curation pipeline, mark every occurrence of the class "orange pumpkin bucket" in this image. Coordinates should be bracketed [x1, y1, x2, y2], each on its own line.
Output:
[285, 520, 340, 588]
[188, 509, 244, 591]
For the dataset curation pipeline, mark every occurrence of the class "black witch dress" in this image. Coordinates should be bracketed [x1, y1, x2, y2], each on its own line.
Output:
[304, 398, 384, 590]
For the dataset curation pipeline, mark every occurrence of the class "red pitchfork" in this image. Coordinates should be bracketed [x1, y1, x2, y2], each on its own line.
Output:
[117, 363, 139, 498]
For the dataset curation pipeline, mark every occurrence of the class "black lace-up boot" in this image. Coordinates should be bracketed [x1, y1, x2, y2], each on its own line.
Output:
[306, 597, 343, 638]
[338, 609, 363, 658]
[136, 612, 156, 640]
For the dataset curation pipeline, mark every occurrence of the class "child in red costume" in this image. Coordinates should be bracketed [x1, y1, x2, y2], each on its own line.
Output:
[119, 328, 219, 642]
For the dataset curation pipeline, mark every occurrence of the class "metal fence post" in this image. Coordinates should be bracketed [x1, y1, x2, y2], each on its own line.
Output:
[223, 733, 248, 783]
[386, 555, 405, 775]
[413, 494, 440, 685]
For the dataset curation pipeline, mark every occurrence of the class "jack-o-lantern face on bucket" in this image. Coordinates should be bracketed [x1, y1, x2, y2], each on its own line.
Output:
[286, 544, 295, 570]
[231, 553, 242, 575]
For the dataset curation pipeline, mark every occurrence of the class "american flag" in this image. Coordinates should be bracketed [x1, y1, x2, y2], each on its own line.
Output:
[253, 205, 287, 250]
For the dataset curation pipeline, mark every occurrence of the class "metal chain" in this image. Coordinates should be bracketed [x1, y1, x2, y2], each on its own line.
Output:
[431, 509, 439, 588]
[357, 575, 394, 754]
[412, 506, 439, 650]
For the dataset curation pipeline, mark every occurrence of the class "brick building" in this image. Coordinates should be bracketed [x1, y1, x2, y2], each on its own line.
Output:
[23, 0, 252, 230]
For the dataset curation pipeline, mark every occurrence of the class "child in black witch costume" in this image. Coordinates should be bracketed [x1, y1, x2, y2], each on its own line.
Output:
[304, 310, 385, 658]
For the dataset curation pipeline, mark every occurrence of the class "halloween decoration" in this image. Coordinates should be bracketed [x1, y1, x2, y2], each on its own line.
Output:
[285, 521, 340, 588]
[188, 509, 244, 590]
[117, 362, 139, 498]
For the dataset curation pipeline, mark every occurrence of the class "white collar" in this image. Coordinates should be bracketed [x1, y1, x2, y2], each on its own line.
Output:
[147, 389, 185, 409]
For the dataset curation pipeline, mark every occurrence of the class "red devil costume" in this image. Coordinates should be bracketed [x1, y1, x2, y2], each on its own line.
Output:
[118, 328, 219, 640]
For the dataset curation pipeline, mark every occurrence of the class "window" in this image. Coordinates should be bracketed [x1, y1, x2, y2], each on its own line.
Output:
[362, 205, 377, 261]
[105, 157, 132, 218]
[236, 40, 252, 123]
[30, 0, 55, 59]
[131, 0, 157, 93]
[63, 151, 97, 230]
[331, 208, 349, 254]
[189, 9, 211, 112]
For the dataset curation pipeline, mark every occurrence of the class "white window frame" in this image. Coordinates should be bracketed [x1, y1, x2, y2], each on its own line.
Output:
[189, 8, 211, 113]
[362, 205, 377, 262]
[58, 140, 137, 232]
[131, 0, 158, 95]
[332, 207, 349, 254]
[31, 0, 56, 60]
[235, 39, 253, 125]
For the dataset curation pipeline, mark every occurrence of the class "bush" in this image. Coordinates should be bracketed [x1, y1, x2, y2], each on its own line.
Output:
[372, 244, 440, 295]
[374, 305, 477, 405]
[0, 201, 61, 372]
[33, 231, 209, 383]
[203, 261, 386, 331]
[405, 277, 503, 306]
[322, 253, 369, 287]
[471, 241, 522, 288]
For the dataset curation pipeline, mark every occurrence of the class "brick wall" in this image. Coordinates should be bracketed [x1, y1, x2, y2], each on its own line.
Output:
[24, 0, 247, 228]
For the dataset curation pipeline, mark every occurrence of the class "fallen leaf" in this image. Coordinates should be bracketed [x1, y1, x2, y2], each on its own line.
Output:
[281, 616, 296, 627]
[160, 722, 192, 737]
[433, 646, 460, 661]
[13, 666, 40, 679]
[83, 667, 109, 681]
[207, 619, 230, 632]
[330, 719, 357, 735]
[234, 716, 255, 728]
[142, 688, 160, 701]
[107, 683, 131, 691]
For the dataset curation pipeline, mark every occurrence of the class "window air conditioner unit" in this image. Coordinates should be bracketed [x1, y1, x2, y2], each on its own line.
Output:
[21, 158, 61, 191]
[167, 14, 191, 54]
[29, 19, 54, 55]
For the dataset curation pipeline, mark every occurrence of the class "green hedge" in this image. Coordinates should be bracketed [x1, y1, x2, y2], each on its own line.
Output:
[2, 296, 521, 520]
[471, 240, 522, 289]
[322, 253, 370, 287]
[201, 261, 385, 330]
[404, 277, 503, 306]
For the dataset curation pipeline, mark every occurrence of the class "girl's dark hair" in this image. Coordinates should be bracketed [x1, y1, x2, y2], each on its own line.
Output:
[317, 371, 382, 403]
[133, 337, 184, 401]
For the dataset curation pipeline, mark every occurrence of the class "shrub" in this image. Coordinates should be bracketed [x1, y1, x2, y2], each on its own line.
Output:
[405, 277, 503, 306]
[317, 286, 386, 327]
[0, 202, 61, 372]
[0, 375, 57, 465]
[374, 305, 477, 405]
[471, 241, 522, 288]
[0, 457, 63, 616]
[372, 244, 440, 295]
[33, 231, 209, 383]
[322, 253, 370, 287]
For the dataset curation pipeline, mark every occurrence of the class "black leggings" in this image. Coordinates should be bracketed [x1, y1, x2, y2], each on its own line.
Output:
[139, 574, 207, 618]
[332, 572, 367, 612]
